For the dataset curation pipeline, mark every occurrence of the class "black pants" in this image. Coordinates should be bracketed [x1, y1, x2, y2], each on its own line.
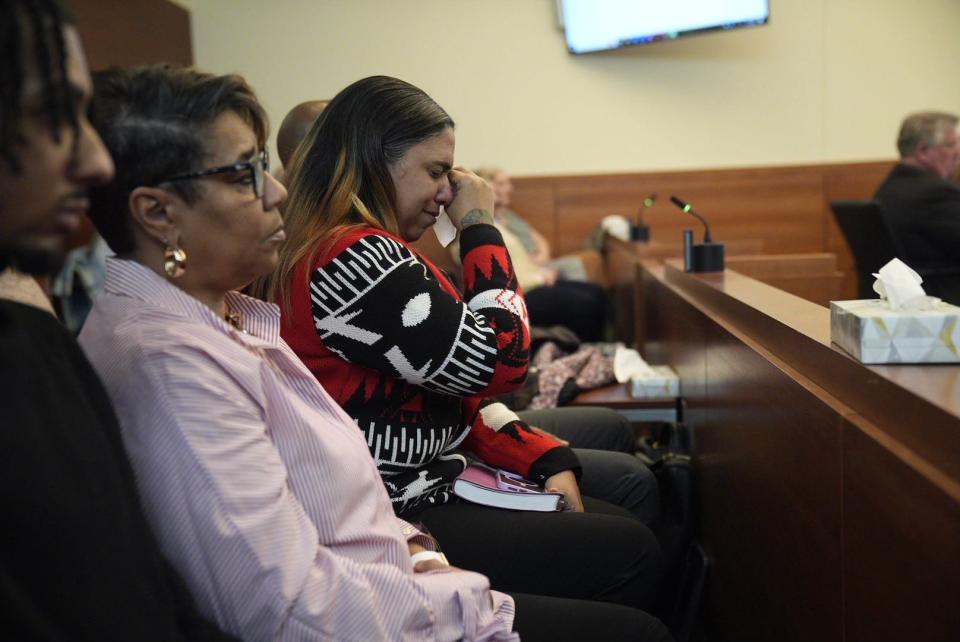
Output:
[519, 406, 661, 528]
[520, 406, 635, 453]
[416, 496, 663, 612]
[525, 279, 608, 342]
[510, 592, 674, 642]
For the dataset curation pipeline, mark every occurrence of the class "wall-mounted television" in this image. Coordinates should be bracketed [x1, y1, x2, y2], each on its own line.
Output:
[560, 0, 770, 55]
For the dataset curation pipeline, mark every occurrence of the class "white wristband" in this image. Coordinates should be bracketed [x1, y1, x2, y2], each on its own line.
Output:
[410, 550, 449, 566]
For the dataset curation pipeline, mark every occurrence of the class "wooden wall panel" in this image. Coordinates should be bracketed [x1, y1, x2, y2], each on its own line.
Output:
[552, 167, 824, 257]
[69, 0, 193, 249]
[843, 416, 960, 642]
[511, 161, 896, 300]
[508, 184, 557, 248]
[699, 323, 844, 642]
[73, 0, 192, 70]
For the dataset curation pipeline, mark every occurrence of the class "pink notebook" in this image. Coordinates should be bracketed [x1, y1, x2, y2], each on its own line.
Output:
[453, 464, 565, 512]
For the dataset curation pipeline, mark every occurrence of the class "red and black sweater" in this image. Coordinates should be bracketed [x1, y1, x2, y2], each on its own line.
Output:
[280, 223, 580, 515]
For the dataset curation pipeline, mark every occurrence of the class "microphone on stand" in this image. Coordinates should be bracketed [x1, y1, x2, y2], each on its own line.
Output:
[669, 195, 725, 272]
[631, 192, 657, 242]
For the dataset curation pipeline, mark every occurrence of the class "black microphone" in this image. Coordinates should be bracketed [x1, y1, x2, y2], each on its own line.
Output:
[631, 192, 657, 242]
[669, 195, 725, 272]
[669, 195, 712, 243]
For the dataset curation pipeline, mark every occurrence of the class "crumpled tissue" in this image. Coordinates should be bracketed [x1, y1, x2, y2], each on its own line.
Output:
[872, 258, 940, 311]
[433, 205, 457, 248]
[613, 346, 656, 382]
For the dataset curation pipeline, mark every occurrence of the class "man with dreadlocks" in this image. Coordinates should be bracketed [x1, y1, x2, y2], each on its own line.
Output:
[0, 1, 237, 639]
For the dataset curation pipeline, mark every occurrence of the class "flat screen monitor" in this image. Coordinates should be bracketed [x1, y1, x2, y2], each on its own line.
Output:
[561, 0, 770, 54]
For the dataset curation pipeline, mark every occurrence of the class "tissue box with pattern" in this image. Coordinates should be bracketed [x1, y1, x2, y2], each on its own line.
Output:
[629, 365, 680, 398]
[830, 299, 960, 364]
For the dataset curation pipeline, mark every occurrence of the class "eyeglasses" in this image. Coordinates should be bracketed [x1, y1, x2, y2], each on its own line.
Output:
[156, 149, 270, 198]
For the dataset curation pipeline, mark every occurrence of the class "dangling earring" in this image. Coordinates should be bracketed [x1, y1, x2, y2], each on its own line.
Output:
[163, 243, 187, 278]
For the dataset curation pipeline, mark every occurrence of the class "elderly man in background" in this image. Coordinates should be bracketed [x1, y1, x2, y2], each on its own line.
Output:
[875, 111, 960, 302]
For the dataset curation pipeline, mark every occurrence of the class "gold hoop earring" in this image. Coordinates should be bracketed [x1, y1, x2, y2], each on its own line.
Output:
[163, 244, 187, 278]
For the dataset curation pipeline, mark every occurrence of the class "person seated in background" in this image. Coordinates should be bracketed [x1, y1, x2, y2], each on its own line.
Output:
[0, 3, 237, 640]
[875, 111, 960, 303]
[272, 97, 662, 528]
[79, 64, 672, 642]
[473, 166, 608, 341]
[474, 167, 583, 278]
[275, 98, 329, 172]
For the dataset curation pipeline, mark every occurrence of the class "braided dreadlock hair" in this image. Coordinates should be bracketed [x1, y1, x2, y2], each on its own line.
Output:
[0, 0, 77, 174]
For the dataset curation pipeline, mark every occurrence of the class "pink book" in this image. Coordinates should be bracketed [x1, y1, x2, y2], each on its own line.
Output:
[453, 464, 565, 512]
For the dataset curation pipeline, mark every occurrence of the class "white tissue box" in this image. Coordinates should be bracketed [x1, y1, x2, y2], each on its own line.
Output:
[629, 366, 680, 398]
[830, 299, 960, 364]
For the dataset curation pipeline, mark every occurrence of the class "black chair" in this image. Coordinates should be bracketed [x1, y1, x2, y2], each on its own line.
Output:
[830, 199, 903, 298]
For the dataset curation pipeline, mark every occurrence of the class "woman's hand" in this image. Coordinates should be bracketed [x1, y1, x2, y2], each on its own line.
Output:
[445, 167, 495, 230]
[545, 470, 584, 513]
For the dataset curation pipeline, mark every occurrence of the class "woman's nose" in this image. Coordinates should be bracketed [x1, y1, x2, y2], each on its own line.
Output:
[263, 171, 287, 209]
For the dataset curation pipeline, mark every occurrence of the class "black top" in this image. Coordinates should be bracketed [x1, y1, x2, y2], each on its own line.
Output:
[0, 300, 236, 641]
[875, 163, 960, 303]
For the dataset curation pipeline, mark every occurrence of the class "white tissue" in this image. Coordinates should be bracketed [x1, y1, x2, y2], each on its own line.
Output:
[433, 205, 457, 247]
[871, 258, 939, 311]
[613, 346, 656, 383]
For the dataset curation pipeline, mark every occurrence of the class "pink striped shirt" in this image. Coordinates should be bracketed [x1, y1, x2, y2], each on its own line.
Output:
[78, 258, 518, 642]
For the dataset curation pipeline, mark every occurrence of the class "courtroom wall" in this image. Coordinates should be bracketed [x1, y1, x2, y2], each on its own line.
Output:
[189, 0, 960, 175]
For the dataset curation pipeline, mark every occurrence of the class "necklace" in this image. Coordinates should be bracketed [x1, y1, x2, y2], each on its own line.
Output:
[224, 309, 244, 331]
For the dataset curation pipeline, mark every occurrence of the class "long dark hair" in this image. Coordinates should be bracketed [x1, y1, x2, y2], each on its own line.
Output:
[0, 0, 76, 174]
[255, 75, 454, 307]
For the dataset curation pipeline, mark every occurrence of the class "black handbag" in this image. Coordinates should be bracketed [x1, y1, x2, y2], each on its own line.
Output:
[642, 419, 709, 642]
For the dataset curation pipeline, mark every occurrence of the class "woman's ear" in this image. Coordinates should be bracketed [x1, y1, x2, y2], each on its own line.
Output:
[129, 186, 180, 246]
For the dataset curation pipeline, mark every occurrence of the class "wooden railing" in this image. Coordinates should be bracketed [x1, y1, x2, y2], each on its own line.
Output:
[637, 260, 960, 642]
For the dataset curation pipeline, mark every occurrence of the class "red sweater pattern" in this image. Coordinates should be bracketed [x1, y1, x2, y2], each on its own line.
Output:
[280, 224, 579, 515]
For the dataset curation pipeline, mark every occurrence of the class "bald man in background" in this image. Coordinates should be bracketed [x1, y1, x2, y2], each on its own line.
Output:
[276, 99, 329, 170]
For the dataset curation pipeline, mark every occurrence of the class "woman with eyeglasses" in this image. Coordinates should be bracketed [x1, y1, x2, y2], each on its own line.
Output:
[257, 75, 671, 639]
[77, 65, 672, 642]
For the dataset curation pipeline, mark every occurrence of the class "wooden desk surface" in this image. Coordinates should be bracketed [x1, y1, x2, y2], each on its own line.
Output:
[660, 259, 960, 477]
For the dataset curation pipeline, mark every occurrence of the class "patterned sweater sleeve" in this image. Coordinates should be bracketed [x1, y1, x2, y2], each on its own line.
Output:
[308, 225, 530, 397]
[462, 398, 582, 485]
